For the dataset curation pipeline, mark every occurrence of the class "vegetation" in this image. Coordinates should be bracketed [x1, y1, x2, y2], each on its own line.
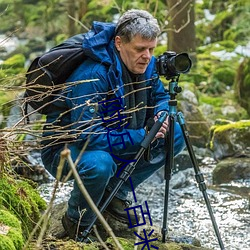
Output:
[0, 0, 249, 119]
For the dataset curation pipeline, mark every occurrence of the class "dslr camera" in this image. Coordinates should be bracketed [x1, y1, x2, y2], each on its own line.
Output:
[156, 51, 192, 79]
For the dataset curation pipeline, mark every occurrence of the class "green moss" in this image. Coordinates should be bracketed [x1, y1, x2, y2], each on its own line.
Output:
[213, 120, 250, 133]
[217, 40, 237, 51]
[55, 34, 68, 45]
[0, 235, 16, 250]
[0, 209, 24, 249]
[7, 228, 24, 249]
[199, 95, 224, 107]
[0, 209, 21, 229]
[213, 67, 235, 86]
[84, 243, 100, 250]
[0, 54, 26, 86]
[106, 237, 134, 249]
[0, 175, 47, 239]
[0, 91, 17, 108]
[1, 54, 25, 69]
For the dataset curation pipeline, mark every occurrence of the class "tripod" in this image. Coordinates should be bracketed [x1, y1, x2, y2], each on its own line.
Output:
[82, 77, 225, 250]
[162, 77, 225, 249]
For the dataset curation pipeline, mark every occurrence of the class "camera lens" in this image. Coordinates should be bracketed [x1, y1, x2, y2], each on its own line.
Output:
[174, 53, 192, 73]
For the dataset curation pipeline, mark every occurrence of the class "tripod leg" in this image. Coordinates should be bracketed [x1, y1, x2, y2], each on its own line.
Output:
[177, 112, 225, 250]
[162, 114, 175, 243]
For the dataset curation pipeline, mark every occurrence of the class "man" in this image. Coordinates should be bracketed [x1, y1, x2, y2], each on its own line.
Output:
[41, 9, 185, 241]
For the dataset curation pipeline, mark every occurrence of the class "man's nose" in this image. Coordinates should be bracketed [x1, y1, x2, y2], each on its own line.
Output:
[142, 49, 151, 59]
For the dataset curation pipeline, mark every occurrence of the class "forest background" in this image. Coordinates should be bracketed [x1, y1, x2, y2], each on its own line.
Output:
[0, 0, 250, 125]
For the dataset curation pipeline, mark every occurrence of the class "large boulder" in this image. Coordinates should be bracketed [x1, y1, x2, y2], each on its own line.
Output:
[178, 83, 211, 148]
[209, 119, 250, 184]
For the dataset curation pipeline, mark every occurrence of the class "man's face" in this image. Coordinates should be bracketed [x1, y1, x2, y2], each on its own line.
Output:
[115, 35, 157, 74]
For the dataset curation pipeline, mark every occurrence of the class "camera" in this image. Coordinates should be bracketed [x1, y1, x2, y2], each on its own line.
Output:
[156, 51, 192, 79]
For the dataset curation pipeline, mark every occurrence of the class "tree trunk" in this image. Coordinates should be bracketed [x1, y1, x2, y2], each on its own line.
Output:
[78, 0, 88, 20]
[167, 0, 196, 62]
[67, 0, 76, 36]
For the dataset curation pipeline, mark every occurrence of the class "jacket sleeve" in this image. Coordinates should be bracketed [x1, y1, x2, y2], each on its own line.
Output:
[65, 61, 146, 155]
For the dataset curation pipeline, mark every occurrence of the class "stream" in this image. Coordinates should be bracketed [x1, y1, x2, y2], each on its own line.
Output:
[38, 155, 250, 250]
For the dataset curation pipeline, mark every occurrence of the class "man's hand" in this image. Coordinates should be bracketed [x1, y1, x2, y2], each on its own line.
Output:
[154, 111, 169, 139]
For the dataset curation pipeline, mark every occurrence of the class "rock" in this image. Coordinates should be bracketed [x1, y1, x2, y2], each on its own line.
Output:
[179, 100, 211, 148]
[45, 201, 212, 250]
[170, 168, 193, 189]
[181, 89, 199, 105]
[213, 157, 250, 184]
[209, 120, 250, 160]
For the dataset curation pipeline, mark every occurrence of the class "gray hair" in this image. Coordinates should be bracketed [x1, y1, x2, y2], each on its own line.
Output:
[115, 9, 160, 43]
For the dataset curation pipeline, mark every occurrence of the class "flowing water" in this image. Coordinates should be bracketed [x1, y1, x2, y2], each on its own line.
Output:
[38, 156, 250, 250]
[135, 157, 250, 250]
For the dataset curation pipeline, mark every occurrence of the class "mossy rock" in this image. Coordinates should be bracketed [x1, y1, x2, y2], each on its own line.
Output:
[0, 174, 47, 239]
[28, 236, 211, 250]
[0, 209, 24, 250]
[209, 120, 250, 160]
[30, 238, 211, 250]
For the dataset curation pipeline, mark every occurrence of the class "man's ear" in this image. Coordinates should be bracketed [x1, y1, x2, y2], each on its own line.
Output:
[115, 36, 122, 51]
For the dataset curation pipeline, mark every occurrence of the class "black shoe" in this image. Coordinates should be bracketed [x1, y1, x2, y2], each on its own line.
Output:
[61, 213, 97, 242]
[102, 192, 140, 225]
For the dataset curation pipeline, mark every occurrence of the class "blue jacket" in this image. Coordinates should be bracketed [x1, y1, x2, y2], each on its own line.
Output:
[44, 21, 170, 155]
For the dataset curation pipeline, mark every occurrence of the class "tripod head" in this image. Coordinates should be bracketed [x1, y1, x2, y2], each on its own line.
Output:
[168, 76, 182, 100]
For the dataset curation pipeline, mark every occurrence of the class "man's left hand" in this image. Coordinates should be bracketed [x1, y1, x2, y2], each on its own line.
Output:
[154, 111, 169, 139]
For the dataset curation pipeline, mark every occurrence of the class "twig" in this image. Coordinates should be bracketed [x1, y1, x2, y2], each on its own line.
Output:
[68, 14, 89, 31]
[61, 148, 124, 250]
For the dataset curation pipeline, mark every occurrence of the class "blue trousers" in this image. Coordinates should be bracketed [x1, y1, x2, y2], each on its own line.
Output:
[41, 123, 185, 226]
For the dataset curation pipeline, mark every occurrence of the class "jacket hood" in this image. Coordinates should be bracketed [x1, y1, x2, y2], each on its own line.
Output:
[82, 21, 116, 65]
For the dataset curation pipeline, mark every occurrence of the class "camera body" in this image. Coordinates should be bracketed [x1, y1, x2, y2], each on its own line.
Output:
[156, 51, 192, 79]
